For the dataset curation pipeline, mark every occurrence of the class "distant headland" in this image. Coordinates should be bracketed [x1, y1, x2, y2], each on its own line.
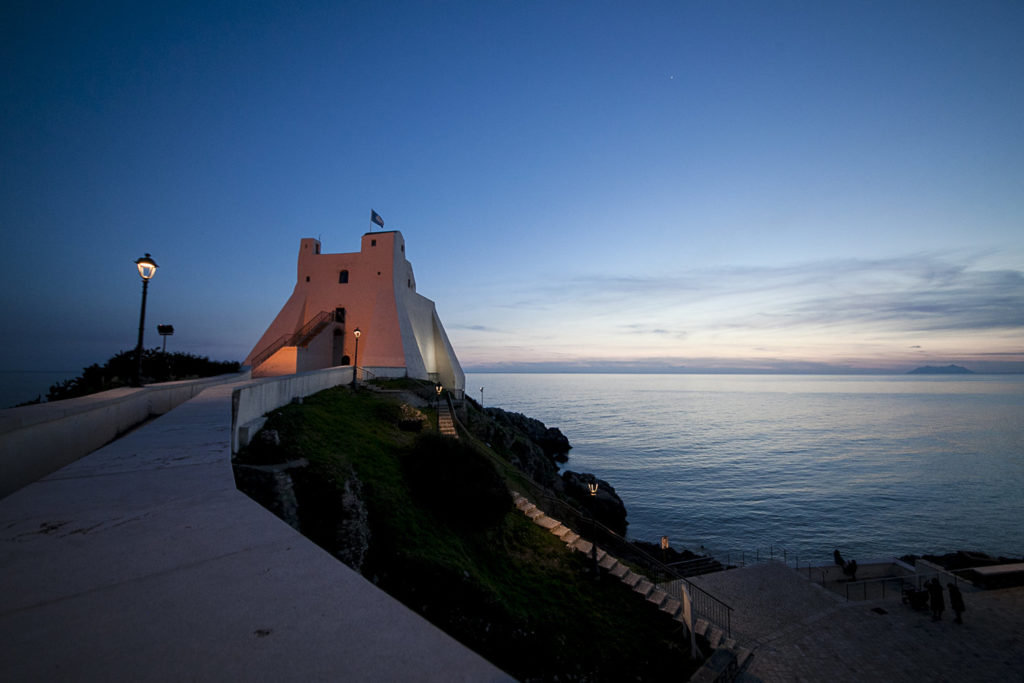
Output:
[908, 364, 974, 375]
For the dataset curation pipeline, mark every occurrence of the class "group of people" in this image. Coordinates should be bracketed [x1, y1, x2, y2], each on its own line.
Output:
[835, 549, 967, 624]
[926, 577, 966, 624]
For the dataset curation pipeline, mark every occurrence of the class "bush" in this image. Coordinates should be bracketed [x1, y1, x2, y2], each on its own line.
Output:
[46, 349, 240, 401]
[402, 434, 512, 530]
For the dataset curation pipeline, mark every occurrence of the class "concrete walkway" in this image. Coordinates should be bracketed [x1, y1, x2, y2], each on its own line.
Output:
[0, 382, 511, 681]
[689, 562, 1024, 682]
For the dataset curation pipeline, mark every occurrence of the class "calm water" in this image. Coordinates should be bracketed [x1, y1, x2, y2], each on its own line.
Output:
[467, 373, 1024, 563]
[0, 371, 77, 408]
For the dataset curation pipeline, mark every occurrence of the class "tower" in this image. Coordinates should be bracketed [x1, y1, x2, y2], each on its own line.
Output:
[245, 231, 464, 393]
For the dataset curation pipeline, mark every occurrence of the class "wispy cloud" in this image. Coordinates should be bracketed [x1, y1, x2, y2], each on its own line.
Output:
[497, 252, 1024, 333]
[451, 250, 1024, 369]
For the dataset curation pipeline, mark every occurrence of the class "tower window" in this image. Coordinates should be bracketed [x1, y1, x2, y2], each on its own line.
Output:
[371, 239, 377, 247]
[305, 276, 310, 282]
[339, 270, 349, 284]
[335, 307, 345, 323]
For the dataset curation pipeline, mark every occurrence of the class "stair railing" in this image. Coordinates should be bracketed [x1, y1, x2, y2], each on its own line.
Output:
[292, 310, 334, 347]
[449, 406, 735, 636]
[249, 311, 335, 370]
[249, 334, 290, 370]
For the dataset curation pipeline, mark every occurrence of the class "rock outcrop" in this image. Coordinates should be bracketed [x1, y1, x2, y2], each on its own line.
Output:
[561, 470, 628, 536]
[474, 407, 572, 488]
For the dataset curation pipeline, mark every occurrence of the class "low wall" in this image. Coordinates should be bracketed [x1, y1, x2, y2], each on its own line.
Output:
[231, 366, 356, 453]
[0, 372, 249, 500]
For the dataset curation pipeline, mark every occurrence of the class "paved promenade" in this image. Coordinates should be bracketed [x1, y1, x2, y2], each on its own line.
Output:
[0, 382, 511, 681]
[690, 562, 1024, 682]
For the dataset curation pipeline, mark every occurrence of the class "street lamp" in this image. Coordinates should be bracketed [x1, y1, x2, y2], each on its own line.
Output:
[351, 328, 361, 387]
[589, 482, 599, 578]
[479, 386, 484, 409]
[157, 324, 174, 353]
[133, 253, 158, 386]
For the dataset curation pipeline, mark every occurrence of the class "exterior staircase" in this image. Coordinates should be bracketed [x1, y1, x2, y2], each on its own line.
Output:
[249, 310, 335, 371]
[511, 491, 756, 680]
[438, 401, 458, 438]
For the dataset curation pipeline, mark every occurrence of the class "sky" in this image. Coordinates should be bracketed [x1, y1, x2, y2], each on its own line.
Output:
[2, 0, 1023, 378]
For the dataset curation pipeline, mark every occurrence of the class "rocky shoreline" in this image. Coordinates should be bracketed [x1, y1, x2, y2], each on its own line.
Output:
[472, 406, 630, 536]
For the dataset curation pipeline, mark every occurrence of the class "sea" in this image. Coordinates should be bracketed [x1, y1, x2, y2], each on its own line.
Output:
[0, 371, 78, 408]
[466, 373, 1024, 565]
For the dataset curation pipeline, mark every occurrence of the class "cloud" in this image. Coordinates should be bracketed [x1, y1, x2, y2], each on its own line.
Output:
[504, 252, 1024, 335]
[775, 266, 1024, 333]
[449, 249, 1024, 370]
[617, 323, 686, 338]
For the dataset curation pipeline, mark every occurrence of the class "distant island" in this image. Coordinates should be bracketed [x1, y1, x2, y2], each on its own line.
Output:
[908, 364, 974, 375]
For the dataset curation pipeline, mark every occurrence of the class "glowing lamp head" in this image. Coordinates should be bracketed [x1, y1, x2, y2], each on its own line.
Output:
[435, 383, 442, 396]
[353, 328, 361, 339]
[135, 254, 158, 280]
[588, 483, 599, 496]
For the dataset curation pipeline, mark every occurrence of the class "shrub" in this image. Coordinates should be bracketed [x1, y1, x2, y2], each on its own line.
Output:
[402, 434, 511, 530]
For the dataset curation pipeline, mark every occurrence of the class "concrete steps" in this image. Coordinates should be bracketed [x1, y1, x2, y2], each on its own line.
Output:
[437, 404, 458, 437]
[509, 492, 755, 677]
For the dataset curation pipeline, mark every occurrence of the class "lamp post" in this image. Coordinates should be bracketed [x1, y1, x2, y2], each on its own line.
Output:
[351, 328, 361, 387]
[157, 324, 174, 353]
[133, 254, 158, 386]
[435, 381, 442, 409]
[479, 386, 484, 409]
[589, 481, 599, 578]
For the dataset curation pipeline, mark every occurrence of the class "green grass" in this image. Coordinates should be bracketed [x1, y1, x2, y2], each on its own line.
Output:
[235, 382, 699, 681]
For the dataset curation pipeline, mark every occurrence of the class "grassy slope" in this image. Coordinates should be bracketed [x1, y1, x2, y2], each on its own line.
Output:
[235, 381, 698, 681]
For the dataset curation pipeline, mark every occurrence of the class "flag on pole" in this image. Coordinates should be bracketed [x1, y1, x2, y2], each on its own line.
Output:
[370, 210, 384, 228]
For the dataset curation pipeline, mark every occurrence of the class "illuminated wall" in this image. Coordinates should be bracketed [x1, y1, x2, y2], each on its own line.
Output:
[245, 231, 464, 392]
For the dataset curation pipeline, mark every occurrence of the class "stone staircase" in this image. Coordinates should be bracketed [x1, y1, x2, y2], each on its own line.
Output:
[438, 402, 458, 438]
[512, 492, 755, 680]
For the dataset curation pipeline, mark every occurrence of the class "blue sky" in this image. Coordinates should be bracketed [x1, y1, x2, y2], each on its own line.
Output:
[2, 0, 1022, 376]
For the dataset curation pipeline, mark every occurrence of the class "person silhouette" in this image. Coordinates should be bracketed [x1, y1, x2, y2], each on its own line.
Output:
[948, 583, 965, 624]
[927, 578, 945, 621]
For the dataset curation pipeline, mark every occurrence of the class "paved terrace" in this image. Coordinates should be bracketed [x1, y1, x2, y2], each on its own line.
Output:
[689, 562, 1024, 682]
[0, 381, 511, 681]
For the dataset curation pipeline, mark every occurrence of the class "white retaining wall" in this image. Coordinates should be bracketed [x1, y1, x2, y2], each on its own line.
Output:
[231, 366, 357, 454]
[0, 372, 249, 500]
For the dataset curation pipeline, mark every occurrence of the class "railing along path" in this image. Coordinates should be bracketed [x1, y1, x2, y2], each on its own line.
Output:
[444, 395, 734, 636]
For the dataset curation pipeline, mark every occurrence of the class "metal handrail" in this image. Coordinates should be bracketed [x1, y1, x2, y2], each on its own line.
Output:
[705, 544, 798, 570]
[842, 571, 967, 602]
[530, 487, 734, 636]
[249, 334, 290, 370]
[249, 311, 334, 369]
[446, 404, 735, 635]
[292, 310, 334, 347]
